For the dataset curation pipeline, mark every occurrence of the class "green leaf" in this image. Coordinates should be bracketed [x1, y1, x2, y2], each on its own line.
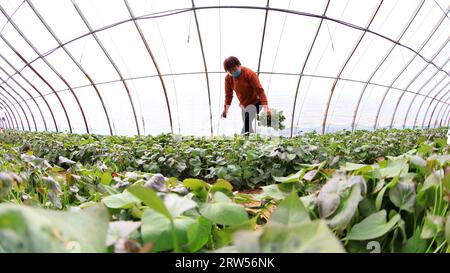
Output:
[345, 210, 401, 241]
[128, 185, 171, 219]
[101, 191, 140, 209]
[258, 220, 345, 253]
[388, 179, 416, 213]
[401, 227, 427, 253]
[344, 163, 368, 171]
[163, 194, 197, 218]
[256, 184, 289, 201]
[106, 221, 141, 246]
[269, 190, 310, 227]
[101, 172, 112, 185]
[317, 176, 341, 218]
[200, 201, 248, 226]
[141, 209, 195, 252]
[187, 216, 211, 252]
[0, 204, 108, 252]
[420, 214, 445, 239]
[375, 185, 388, 211]
[379, 158, 409, 179]
[210, 179, 233, 193]
[273, 169, 305, 183]
[183, 178, 208, 192]
[446, 214, 450, 244]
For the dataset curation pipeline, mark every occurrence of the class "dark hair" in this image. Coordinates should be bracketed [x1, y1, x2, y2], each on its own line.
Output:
[223, 56, 241, 71]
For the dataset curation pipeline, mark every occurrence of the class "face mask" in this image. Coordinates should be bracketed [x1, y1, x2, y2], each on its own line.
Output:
[232, 67, 241, 78]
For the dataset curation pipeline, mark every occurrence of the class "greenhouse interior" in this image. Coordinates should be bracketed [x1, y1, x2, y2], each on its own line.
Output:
[0, 0, 449, 255]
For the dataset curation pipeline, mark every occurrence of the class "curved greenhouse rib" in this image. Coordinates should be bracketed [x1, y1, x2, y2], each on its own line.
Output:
[71, 0, 141, 136]
[0, 78, 37, 131]
[26, 0, 113, 135]
[373, 11, 447, 129]
[431, 99, 450, 128]
[0, 91, 22, 130]
[0, 101, 15, 129]
[124, 0, 173, 134]
[0, 50, 57, 131]
[0, 60, 46, 131]
[0, 5, 88, 134]
[432, 82, 450, 126]
[424, 76, 450, 126]
[257, 0, 270, 76]
[191, 0, 213, 136]
[408, 59, 449, 129]
[322, 0, 383, 134]
[351, 1, 425, 131]
[389, 40, 449, 128]
[2, 5, 449, 102]
[438, 103, 450, 127]
[15, 49, 72, 132]
[0, 85, 28, 130]
[16, 71, 449, 112]
[290, 0, 330, 137]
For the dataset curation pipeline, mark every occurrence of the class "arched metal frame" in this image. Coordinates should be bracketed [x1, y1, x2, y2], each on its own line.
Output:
[256, 0, 270, 76]
[0, 78, 32, 131]
[406, 59, 449, 129]
[389, 41, 449, 129]
[322, 0, 383, 134]
[351, 0, 425, 131]
[0, 60, 46, 131]
[373, 10, 448, 130]
[420, 72, 450, 128]
[431, 82, 450, 127]
[0, 5, 90, 134]
[123, 0, 173, 134]
[191, 0, 213, 136]
[0, 50, 58, 131]
[0, 93, 20, 129]
[0, 79, 36, 131]
[0, 85, 26, 130]
[0, 4, 448, 136]
[26, 0, 113, 135]
[290, 0, 330, 137]
[71, 0, 141, 136]
[0, 103, 14, 129]
[0, 5, 75, 133]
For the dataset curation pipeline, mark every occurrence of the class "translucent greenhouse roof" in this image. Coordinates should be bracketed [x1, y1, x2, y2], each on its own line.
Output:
[0, 0, 448, 137]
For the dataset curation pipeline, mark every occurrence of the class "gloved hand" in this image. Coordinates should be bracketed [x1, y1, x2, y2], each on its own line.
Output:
[222, 108, 228, 118]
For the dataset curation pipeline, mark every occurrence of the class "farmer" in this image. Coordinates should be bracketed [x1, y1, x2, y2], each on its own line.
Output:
[221, 56, 271, 136]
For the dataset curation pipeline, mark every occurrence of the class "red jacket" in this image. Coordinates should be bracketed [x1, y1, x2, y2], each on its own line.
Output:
[224, 66, 268, 108]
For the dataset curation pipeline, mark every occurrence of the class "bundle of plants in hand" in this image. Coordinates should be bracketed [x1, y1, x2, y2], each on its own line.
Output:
[258, 108, 286, 130]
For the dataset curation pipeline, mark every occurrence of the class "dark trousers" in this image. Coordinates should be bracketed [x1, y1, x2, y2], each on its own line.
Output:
[241, 101, 261, 136]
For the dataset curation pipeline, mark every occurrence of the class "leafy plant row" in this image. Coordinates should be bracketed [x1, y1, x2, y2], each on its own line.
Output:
[0, 128, 446, 188]
[0, 129, 449, 253]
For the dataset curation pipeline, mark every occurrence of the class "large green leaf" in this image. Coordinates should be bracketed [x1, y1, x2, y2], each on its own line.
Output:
[163, 193, 197, 218]
[128, 185, 171, 219]
[327, 182, 364, 229]
[255, 184, 289, 201]
[0, 204, 108, 252]
[268, 190, 310, 227]
[446, 214, 450, 244]
[101, 191, 140, 209]
[273, 169, 305, 183]
[388, 179, 416, 213]
[345, 210, 401, 241]
[258, 220, 345, 253]
[200, 198, 248, 226]
[400, 227, 427, 253]
[187, 216, 211, 252]
[140, 209, 195, 252]
[317, 176, 341, 218]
